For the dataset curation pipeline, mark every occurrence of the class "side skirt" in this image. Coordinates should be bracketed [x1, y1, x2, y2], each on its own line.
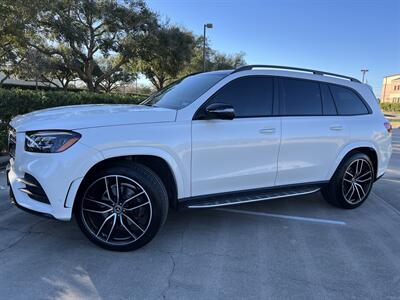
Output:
[178, 182, 327, 209]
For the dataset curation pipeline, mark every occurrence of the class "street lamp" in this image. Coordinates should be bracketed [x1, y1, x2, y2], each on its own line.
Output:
[361, 69, 369, 83]
[203, 23, 213, 72]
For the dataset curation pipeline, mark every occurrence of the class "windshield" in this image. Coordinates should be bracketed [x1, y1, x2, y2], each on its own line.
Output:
[142, 72, 229, 109]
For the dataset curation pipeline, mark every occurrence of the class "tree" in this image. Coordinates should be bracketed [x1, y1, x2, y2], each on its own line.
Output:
[208, 51, 246, 70]
[16, 48, 48, 88]
[0, 37, 27, 86]
[41, 57, 77, 90]
[140, 26, 195, 90]
[98, 56, 137, 92]
[17, 49, 77, 90]
[180, 36, 246, 75]
[179, 36, 209, 75]
[8, 0, 158, 91]
[0, 1, 28, 85]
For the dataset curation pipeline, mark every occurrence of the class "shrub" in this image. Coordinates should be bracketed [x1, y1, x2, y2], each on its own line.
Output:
[380, 102, 400, 113]
[0, 89, 146, 153]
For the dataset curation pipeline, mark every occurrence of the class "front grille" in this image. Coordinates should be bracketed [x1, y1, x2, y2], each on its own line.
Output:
[8, 127, 16, 158]
[18, 173, 50, 204]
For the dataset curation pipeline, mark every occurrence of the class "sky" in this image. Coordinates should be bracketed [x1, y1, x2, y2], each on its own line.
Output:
[146, 0, 400, 97]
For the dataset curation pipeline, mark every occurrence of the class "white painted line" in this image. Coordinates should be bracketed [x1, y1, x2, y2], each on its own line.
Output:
[381, 178, 400, 184]
[371, 192, 400, 217]
[215, 208, 346, 226]
[0, 185, 5, 190]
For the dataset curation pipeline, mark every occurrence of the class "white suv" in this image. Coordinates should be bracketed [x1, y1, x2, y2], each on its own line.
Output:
[7, 65, 392, 251]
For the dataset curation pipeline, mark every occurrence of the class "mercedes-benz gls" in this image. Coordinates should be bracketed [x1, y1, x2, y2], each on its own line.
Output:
[7, 65, 392, 251]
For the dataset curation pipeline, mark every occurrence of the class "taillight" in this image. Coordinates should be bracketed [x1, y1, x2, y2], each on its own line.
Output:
[384, 122, 392, 134]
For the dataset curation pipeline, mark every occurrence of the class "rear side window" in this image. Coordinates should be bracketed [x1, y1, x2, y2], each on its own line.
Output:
[206, 76, 274, 118]
[329, 85, 369, 115]
[320, 84, 337, 115]
[280, 78, 322, 115]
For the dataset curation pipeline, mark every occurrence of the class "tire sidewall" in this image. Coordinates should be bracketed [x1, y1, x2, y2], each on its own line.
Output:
[75, 162, 168, 251]
[331, 152, 375, 209]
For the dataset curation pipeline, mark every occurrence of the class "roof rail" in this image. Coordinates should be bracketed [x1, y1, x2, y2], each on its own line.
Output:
[232, 65, 361, 83]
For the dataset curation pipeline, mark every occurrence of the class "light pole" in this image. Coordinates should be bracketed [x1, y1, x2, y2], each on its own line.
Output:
[361, 69, 369, 83]
[203, 23, 213, 72]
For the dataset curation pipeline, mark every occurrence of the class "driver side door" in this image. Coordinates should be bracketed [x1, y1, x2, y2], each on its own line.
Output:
[191, 76, 281, 197]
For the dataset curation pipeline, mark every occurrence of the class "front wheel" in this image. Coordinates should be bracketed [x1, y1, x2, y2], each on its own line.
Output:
[75, 162, 168, 251]
[322, 153, 375, 209]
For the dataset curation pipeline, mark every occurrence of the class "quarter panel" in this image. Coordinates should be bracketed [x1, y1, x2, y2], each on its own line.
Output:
[342, 115, 391, 178]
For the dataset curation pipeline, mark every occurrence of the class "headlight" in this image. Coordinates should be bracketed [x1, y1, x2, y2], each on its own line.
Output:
[25, 131, 81, 153]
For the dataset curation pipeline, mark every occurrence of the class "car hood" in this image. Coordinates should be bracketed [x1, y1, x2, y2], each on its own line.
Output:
[10, 104, 177, 132]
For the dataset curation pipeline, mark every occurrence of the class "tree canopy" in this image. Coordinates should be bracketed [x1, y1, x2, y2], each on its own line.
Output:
[0, 0, 246, 92]
[140, 26, 195, 90]
[8, 0, 157, 91]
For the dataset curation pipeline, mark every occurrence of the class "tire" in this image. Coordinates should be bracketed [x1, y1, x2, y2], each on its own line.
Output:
[322, 152, 375, 209]
[75, 161, 169, 251]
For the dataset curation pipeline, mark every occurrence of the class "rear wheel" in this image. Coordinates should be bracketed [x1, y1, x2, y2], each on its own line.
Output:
[75, 162, 168, 251]
[322, 153, 374, 209]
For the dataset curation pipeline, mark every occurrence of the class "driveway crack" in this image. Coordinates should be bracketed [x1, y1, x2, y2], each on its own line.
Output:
[0, 219, 49, 254]
[161, 253, 176, 300]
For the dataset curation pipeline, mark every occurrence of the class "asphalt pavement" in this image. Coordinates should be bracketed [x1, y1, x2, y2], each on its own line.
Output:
[0, 130, 399, 300]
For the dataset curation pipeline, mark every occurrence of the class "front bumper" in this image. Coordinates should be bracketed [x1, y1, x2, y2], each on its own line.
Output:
[7, 135, 104, 221]
[8, 166, 70, 220]
[8, 178, 54, 219]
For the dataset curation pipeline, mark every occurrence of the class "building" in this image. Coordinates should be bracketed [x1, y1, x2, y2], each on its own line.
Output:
[381, 74, 400, 103]
[0, 73, 54, 90]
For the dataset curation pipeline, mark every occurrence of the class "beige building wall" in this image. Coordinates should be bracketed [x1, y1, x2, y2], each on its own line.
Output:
[381, 74, 400, 103]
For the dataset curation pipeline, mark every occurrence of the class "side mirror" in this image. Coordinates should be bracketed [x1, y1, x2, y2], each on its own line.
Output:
[205, 103, 235, 120]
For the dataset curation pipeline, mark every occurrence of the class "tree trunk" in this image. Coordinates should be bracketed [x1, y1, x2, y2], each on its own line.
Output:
[86, 80, 95, 92]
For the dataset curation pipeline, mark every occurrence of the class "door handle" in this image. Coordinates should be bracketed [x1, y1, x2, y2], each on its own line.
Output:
[330, 125, 344, 131]
[259, 127, 276, 134]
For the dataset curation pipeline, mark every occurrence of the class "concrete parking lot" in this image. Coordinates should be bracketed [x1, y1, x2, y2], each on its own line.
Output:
[0, 130, 399, 300]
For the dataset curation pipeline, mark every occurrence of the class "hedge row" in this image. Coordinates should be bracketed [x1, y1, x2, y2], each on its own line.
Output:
[0, 88, 146, 153]
[380, 102, 400, 113]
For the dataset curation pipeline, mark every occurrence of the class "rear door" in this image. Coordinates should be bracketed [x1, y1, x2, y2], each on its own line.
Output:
[275, 78, 349, 186]
[191, 76, 281, 196]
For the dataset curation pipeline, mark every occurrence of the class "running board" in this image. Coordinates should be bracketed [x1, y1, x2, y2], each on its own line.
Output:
[179, 184, 324, 209]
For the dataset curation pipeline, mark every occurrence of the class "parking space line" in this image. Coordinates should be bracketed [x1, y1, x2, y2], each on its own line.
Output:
[371, 192, 400, 217]
[215, 208, 346, 225]
[380, 178, 400, 184]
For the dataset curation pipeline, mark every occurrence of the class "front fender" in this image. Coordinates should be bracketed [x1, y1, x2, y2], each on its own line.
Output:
[101, 146, 188, 199]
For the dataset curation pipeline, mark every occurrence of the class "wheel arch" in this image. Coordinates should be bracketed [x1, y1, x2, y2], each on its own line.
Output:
[328, 142, 379, 181]
[70, 148, 186, 212]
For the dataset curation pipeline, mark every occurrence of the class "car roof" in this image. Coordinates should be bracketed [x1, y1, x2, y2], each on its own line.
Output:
[216, 69, 363, 90]
[204, 66, 363, 88]
[232, 65, 361, 82]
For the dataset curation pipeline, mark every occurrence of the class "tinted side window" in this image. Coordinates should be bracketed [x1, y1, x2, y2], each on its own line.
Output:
[207, 76, 274, 118]
[329, 85, 369, 115]
[280, 78, 322, 115]
[320, 84, 337, 115]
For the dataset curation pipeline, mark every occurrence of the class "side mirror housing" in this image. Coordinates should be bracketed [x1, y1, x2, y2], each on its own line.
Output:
[204, 103, 235, 120]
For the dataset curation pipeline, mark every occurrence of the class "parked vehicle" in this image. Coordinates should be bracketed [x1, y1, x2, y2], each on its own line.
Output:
[7, 65, 392, 251]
